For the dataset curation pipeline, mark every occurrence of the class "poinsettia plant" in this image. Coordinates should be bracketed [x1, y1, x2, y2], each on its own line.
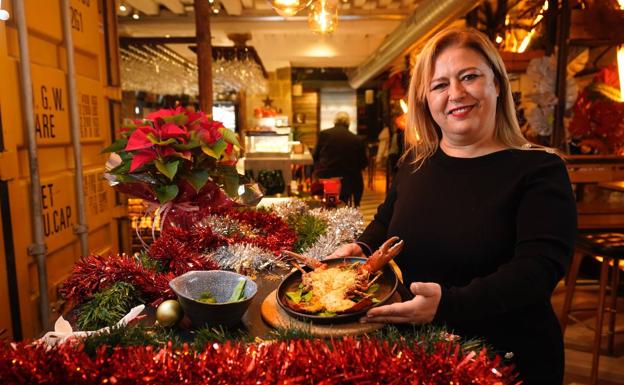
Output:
[568, 64, 624, 155]
[103, 107, 241, 205]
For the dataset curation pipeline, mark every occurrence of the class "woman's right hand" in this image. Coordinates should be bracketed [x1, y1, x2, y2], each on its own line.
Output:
[325, 243, 365, 259]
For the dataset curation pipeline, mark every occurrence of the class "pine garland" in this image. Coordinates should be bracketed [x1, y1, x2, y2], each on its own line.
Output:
[286, 213, 328, 252]
[81, 325, 180, 358]
[76, 282, 142, 331]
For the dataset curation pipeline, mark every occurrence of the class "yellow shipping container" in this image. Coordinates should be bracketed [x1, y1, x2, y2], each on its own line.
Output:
[0, 0, 123, 340]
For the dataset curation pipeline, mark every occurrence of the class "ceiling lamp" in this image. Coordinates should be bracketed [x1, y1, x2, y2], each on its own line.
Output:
[308, 0, 338, 34]
[268, 0, 313, 17]
[0, 0, 9, 21]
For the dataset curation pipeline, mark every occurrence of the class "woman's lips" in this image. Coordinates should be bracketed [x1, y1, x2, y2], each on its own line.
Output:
[447, 104, 475, 118]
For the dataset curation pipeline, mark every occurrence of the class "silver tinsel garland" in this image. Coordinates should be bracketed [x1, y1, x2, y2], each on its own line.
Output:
[210, 243, 289, 275]
[191, 200, 365, 274]
[198, 215, 247, 237]
[302, 206, 364, 260]
[270, 201, 365, 261]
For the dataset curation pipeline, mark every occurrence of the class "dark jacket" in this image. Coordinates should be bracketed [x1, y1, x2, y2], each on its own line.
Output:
[313, 124, 368, 179]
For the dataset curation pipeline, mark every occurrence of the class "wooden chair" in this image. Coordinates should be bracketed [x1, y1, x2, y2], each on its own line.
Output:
[560, 233, 623, 385]
[561, 156, 624, 384]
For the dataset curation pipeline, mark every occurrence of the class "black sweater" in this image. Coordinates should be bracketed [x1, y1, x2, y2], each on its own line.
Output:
[358, 148, 577, 384]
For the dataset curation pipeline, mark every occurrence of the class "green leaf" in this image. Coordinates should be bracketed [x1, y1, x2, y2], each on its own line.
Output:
[155, 184, 179, 203]
[172, 139, 201, 151]
[110, 160, 131, 175]
[286, 289, 302, 304]
[219, 127, 241, 148]
[164, 113, 189, 126]
[183, 170, 210, 192]
[146, 133, 177, 146]
[217, 164, 239, 198]
[302, 291, 313, 302]
[114, 174, 140, 183]
[154, 160, 179, 181]
[201, 138, 227, 159]
[201, 144, 219, 159]
[101, 139, 128, 154]
[366, 283, 380, 295]
[227, 279, 247, 302]
[198, 291, 217, 303]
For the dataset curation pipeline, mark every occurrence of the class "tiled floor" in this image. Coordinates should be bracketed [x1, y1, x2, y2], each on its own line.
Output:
[360, 167, 624, 384]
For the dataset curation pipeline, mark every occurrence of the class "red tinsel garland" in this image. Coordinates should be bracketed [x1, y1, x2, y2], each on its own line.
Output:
[148, 208, 297, 264]
[148, 226, 222, 276]
[58, 254, 179, 306]
[218, 208, 297, 254]
[0, 337, 519, 385]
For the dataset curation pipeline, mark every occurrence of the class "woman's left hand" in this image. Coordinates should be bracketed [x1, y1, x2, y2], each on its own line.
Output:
[361, 282, 442, 324]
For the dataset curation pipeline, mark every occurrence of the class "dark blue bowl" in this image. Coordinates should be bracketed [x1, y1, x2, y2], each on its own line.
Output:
[169, 270, 257, 327]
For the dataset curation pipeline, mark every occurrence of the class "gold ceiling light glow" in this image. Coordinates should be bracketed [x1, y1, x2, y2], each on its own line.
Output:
[617, 45, 624, 102]
[618, 0, 624, 10]
[268, 0, 313, 17]
[308, 0, 338, 34]
[0, 0, 9, 21]
[516, 0, 549, 53]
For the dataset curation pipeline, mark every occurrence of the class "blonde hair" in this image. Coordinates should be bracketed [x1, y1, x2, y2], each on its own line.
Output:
[404, 27, 538, 168]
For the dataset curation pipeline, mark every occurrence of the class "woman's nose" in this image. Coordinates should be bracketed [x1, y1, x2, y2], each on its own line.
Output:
[448, 80, 466, 101]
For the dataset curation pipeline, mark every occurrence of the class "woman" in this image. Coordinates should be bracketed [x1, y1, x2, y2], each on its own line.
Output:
[331, 27, 577, 383]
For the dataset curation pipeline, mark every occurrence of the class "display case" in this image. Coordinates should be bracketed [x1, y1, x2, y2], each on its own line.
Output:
[252, 115, 291, 135]
[245, 133, 290, 156]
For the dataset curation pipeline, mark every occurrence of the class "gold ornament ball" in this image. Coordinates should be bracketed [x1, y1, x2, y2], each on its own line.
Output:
[156, 299, 183, 327]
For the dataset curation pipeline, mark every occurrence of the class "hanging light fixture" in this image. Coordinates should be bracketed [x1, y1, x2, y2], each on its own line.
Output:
[268, 0, 313, 17]
[0, 0, 10, 21]
[308, 0, 338, 34]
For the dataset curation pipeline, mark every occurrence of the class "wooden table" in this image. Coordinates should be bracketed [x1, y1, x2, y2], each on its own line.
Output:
[576, 181, 624, 229]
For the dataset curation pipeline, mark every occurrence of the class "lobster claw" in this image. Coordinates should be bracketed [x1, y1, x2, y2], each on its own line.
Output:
[361, 236, 404, 274]
[382, 236, 404, 256]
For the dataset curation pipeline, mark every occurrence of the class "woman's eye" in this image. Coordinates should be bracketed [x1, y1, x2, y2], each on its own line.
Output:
[431, 83, 447, 91]
[462, 74, 479, 81]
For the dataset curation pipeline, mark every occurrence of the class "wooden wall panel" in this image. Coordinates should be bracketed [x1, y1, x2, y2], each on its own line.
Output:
[292, 91, 319, 150]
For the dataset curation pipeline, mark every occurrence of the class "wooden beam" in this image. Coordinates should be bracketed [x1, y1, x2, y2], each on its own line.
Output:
[194, 0, 213, 115]
[241, 0, 254, 8]
[221, 0, 243, 16]
[155, 0, 186, 14]
[125, 0, 160, 15]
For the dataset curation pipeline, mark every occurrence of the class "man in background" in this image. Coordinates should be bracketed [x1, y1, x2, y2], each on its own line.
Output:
[313, 112, 368, 206]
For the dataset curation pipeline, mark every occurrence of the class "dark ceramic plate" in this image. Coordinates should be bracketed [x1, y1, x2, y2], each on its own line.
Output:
[276, 257, 398, 324]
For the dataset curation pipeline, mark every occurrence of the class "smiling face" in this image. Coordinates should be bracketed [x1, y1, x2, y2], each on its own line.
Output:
[426, 45, 500, 152]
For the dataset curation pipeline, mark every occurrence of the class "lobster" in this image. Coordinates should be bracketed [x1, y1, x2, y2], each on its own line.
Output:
[283, 236, 404, 314]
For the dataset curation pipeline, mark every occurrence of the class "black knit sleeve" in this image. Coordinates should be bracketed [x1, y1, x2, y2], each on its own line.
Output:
[434, 154, 577, 323]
